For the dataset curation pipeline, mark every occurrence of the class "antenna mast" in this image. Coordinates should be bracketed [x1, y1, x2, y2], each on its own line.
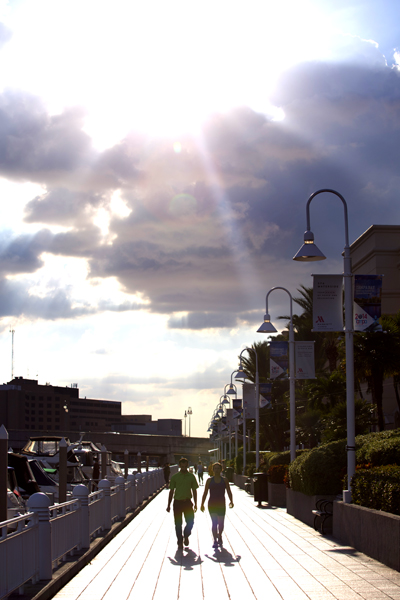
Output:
[10, 329, 15, 380]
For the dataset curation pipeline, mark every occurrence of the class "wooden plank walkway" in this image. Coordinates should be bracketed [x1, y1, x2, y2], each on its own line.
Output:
[51, 482, 400, 600]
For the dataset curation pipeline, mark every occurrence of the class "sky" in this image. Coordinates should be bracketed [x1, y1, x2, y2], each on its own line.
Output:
[0, 0, 400, 438]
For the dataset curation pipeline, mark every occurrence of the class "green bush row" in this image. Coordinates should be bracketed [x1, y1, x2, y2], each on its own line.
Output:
[351, 465, 400, 515]
[288, 429, 400, 497]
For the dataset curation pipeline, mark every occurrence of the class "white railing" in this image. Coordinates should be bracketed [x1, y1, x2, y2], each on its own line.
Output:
[0, 468, 166, 599]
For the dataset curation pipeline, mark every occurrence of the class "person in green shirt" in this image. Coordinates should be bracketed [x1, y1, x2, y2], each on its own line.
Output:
[167, 457, 199, 549]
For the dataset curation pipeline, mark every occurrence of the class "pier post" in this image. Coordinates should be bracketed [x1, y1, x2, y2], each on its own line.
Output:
[27, 493, 52, 581]
[127, 473, 136, 511]
[99, 479, 111, 530]
[73, 484, 90, 549]
[58, 437, 67, 504]
[115, 476, 126, 520]
[0, 424, 8, 523]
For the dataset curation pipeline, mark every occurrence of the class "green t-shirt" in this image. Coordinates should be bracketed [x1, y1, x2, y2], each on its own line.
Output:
[169, 470, 199, 500]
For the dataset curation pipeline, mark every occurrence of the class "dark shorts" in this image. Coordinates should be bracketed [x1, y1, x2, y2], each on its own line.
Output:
[208, 504, 226, 517]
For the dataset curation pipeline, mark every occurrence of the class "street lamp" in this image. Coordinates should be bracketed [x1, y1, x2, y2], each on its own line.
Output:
[184, 410, 187, 437]
[257, 287, 296, 462]
[235, 347, 260, 470]
[187, 407, 193, 437]
[293, 188, 355, 502]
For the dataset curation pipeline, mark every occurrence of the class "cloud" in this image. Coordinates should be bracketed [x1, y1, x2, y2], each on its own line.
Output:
[0, 91, 93, 182]
[1, 58, 400, 328]
[0, 22, 12, 50]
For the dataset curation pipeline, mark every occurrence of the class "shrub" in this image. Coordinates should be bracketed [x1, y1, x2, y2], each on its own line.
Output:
[289, 440, 346, 495]
[245, 463, 256, 476]
[356, 430, 400, 466]
[351, 465, 400, 515]
[267, 464, 288, 484]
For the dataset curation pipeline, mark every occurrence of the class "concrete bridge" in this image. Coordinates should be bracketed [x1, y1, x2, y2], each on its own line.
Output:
[8, 429, 215, 466]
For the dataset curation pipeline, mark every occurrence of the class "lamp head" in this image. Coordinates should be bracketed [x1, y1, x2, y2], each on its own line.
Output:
[257, 313, 277, 333]
[234, 364, 247, 380]
[221, 395, 229, 404]
[293, 230, 326, 261]
[226, 384, 236, 395]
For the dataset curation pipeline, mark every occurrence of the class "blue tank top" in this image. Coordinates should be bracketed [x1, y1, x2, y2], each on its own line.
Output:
[208, 476, 226, 510]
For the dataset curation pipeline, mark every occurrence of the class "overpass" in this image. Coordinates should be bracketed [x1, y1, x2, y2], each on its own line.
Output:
[8, 429, 215, 466]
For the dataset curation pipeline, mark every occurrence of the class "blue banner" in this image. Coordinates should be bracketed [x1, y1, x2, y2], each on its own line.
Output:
[270, 341, 288, 379]
[354, 274, 383, 332]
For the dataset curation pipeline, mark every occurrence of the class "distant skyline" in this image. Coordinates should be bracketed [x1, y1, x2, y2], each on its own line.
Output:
[0, 0, 400, 437]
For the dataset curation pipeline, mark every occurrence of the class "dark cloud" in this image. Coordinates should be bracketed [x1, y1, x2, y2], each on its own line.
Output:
[2, 59, 400, 328]
[0, 91, 93, 182]
[0, 229, 52, 276]
[24, 188, 108, 227]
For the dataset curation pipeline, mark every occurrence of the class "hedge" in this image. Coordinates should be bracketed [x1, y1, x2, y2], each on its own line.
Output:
[289, 440, 346, 495]
[351, 465, 400, 515]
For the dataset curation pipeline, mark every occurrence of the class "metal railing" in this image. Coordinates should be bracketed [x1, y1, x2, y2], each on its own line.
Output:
[0, 468, 168, 599]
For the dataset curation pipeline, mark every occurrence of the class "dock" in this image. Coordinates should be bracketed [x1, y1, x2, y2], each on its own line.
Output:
[17, 483, 400, 600]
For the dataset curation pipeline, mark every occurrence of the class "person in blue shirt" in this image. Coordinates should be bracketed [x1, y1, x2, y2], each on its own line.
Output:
[200, 461, 234, 548]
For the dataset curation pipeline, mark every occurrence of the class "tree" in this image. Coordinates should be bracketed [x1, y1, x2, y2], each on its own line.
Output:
[352, 314, 400, 431]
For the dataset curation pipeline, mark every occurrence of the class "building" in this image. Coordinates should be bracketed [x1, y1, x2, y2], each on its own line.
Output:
[350, 225, 400, 315]
[350, 225, 400, 427]
[0, 377, 182, 436]
[0, 377, 121, 433]
[113, 415, 182, 435]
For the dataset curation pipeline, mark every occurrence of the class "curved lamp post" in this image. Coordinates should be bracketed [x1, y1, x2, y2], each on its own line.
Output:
[235, 347, 260, 470]
[257, 287, 296, 462]
[293, 188, 354, 502]
[187, 407, 193, 437]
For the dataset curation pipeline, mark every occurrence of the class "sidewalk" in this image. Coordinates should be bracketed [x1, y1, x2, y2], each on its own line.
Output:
[50, 483, 400, 600]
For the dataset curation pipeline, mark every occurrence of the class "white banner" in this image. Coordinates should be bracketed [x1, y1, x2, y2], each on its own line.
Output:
[243, 383, 256, 419]
[295, 341, 316, 379]
[312, 274, 343, 332]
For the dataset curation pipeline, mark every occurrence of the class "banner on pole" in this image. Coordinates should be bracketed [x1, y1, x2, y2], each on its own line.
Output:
[232, 398, 242, 419]
[243, 383, 256, 418]
[312, 274, 343, 331]
[270, 341, 288, 379]
[354, 274, 383, 332]
[259, 382, 272, 408]
[295, 341, 316, 379]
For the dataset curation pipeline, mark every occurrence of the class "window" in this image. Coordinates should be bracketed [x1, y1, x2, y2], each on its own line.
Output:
[47, 410, 52, 415]
[55, 418, 60, 423]
[38, 417, 43, 422]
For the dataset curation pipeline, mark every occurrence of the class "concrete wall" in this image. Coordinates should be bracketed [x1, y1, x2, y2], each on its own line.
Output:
[333, 501, 400, 572]
[286, 489, 337, 528]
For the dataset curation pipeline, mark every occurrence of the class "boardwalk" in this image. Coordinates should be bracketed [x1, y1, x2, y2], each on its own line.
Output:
[52, 484, 400, 600]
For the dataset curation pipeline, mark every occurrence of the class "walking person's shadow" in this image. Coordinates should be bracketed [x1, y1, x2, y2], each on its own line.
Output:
[168, 548, 203, 570]
[205, 548, 241, 566]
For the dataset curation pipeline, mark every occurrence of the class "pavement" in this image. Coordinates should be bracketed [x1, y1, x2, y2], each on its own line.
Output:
[10, 480, 400, 600]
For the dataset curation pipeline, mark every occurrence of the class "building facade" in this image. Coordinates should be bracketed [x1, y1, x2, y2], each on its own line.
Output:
[350, 224, 400, 427]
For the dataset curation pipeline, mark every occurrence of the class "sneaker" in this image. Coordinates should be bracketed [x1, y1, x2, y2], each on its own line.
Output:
[183, 535, 189, 547]
[212, 540, 218, 549]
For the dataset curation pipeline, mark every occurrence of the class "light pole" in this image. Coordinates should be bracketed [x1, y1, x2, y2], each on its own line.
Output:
[235, 348, 260, 470]
[187, 407, 192, 437]
[184, 410, 187, 437]
[293, 188, 355, 502]
[257, 287, 296, 462]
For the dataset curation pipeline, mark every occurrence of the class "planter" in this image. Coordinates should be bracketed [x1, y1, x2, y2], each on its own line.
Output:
[233, 473, 254, 494]
[333, 501, 400, 572]
[268, 482, 286, 508]
[286, 489, 337, 528]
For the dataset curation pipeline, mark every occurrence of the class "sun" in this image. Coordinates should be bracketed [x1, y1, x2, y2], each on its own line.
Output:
[2, 0, 332, 149]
